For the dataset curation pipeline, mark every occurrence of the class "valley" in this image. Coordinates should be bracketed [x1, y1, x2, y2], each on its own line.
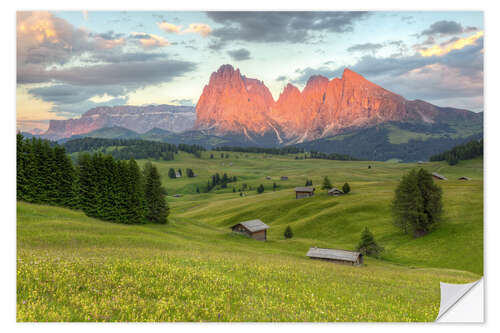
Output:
[17, 151, 483, 321]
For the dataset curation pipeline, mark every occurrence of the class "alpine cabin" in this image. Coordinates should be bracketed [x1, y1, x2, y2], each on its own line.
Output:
[328, 188, 344, 196]
[306, 247, 363, 266]
[231, 219, 269, 241]
[432, 172, 448, 180]
[295, 187, 315, 199]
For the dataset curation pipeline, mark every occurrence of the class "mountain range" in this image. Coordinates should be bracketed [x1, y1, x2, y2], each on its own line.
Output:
[34, 64, 483, 161]
[42, 104, 196, 141]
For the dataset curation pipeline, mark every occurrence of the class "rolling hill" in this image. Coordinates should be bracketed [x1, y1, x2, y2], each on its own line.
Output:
[17, 151, 483, 321]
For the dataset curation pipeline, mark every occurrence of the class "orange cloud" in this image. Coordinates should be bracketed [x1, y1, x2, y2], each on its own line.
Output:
[418, 31, 484, 57]
[184, 23, 212, 37]
[158, 22, 182, 33]
[131, 32, 170, 49]
[157, 21, 212, 37]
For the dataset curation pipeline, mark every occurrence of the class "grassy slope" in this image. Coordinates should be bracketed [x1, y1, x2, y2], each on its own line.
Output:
[17, 152, 483, 322]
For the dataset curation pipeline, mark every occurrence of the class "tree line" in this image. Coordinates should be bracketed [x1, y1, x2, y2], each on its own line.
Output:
[214, 146, 304, 155]
[17, 133, 169, 224]
[63, 137, 204, 161]
[308, 151, 358, 161]
[429, 139, 483, 165]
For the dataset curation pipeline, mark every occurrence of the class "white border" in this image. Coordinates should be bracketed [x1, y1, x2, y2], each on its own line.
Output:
[3, 1, 498, 332]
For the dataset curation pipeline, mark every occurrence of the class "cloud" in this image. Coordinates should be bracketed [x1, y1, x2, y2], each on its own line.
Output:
[227, 48, 251, 61]
[130, 32, 169, 48]
[417, 31, 484, 57]
[401, 15, 415, 24]
[158, 21, 182, 33]
[171, 98, 195, 106]
[276, 75, 288, 82]
[291, 66, 340, 85]
[420, 20, 467, 37]
[28, 84, 127, 104]
[206, 11, 370, 46]
[347, 42, 384, 53]
[336, 37, 483, 110]
[157, 21, 212, 37]
[184, 23, 212, 37]
[17, 11, 124, 67]
[19, 59, 197, 86]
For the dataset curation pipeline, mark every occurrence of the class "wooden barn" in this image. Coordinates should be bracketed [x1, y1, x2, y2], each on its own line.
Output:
[306, 247, 363, 266]
[458, 176, 471, 180]
[295, 187, 315, 199]
[281, 176, 289, 181]
[328, 188, 344, 196]
[231, 219, 270, 241]
[432, 172, 448, 180]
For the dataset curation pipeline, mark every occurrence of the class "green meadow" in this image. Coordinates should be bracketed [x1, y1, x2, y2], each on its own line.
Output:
[17, 151, 483, 322]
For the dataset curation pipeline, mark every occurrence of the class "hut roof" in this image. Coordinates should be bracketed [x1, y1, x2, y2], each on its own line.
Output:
[432, 172, 448, 180]
[458, 176, 471, 180]
[328, 188, 343, 194]
[306, 247, 361, 262]
[295, 187, 315, 193]
[232, 219, 270, 232]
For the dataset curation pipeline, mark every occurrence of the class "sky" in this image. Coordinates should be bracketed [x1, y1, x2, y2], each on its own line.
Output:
[16, 11, 484, 132]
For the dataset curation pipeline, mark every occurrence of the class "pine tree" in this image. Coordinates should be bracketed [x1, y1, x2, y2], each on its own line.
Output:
[321, 176, 333, 190]
[16, 133, 28, 201]
[53, 146, 75, 207]
[392, 169, 442, 237]
[257, 184, 265, 194]
[342, 182, 351, 194]
[124, 158, 146, 224]
[284, 226, 293, 239]
[356, 227, 383, 257]
[143, 161, 169, 224]
[168, 168, 176, 179]
[273, 182, 277, 191]
[76, 153, 98, 217]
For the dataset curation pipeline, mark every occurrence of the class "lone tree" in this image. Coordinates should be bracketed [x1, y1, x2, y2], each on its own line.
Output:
[168, 168, 176, 179]
[321, 176, 333, 190]
[305, 179, 313, 186]
[356, 227, 383, 257]
[284, 225, 293, 239]
[342, 182, 351, 194]
[392, 168, 443, 237]
[143, 161, 169, 224]
[257, 184, 265, 194]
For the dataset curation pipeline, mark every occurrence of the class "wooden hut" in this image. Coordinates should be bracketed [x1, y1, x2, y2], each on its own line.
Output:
[432, 172, 448, 180]
[295, 187, 315, 199]
[265, 176, 271, 180]
[231, 219, 270, 241]
[281, 176, 289, 181]
[306, 247, 363, 266]
[328, 188, 344, 196]
[458, 176, 471, 180]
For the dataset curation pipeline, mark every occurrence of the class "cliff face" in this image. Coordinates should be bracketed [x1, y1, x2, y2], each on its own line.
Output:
[194, 65, 277, 137]
[195, 65, 478, 143]
[43, 104, 196, 140]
